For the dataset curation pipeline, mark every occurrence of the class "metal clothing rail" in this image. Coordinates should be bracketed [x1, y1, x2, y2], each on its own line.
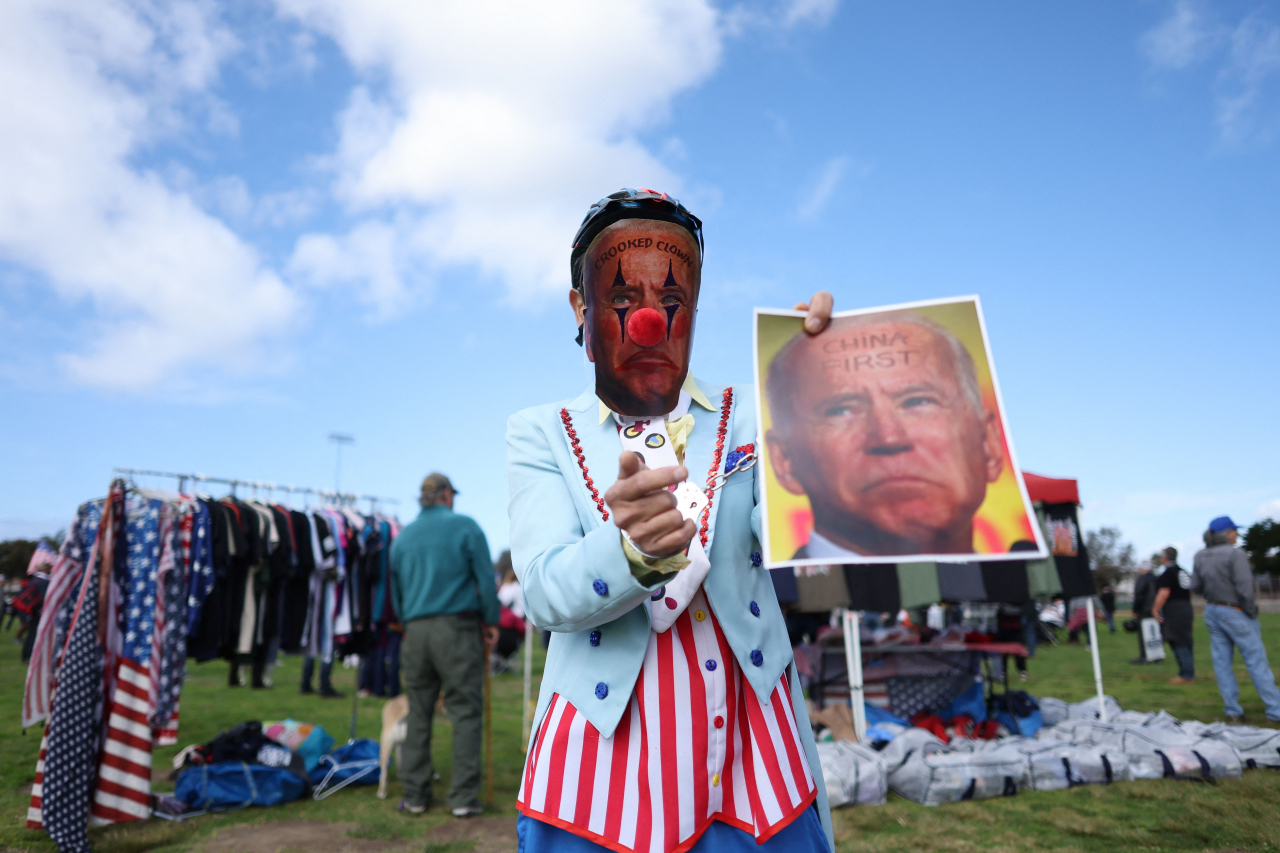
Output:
[113, 467, 399, 511]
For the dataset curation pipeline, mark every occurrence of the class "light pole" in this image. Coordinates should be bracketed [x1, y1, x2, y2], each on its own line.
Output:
[328, 432, 354, 495]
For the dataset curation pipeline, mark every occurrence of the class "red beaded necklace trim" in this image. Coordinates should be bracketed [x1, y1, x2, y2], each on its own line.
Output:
[560, 408, 609, 521]
[699, 387, 733, 547]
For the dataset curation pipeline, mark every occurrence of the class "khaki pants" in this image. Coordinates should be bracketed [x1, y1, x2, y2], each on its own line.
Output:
[400, 614, 486, 809]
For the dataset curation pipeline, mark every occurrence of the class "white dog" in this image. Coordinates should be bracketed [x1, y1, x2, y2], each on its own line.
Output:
[377, 694, 409, 799]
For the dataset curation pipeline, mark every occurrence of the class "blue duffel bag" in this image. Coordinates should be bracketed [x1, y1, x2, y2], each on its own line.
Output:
[310, 738, 381, 799]
[174, 761, 307, 813]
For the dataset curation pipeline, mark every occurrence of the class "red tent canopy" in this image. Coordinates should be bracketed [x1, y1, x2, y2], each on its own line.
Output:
[1022, 472, 1080, 506]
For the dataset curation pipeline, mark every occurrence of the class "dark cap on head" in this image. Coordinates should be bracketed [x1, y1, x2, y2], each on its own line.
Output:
[420, 472, 457, 505]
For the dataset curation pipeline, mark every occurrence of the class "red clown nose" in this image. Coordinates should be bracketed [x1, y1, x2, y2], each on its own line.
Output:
[627, 307, 666, 347]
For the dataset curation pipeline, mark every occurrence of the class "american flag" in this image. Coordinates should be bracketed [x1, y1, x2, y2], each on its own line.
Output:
[90, 496, 163, 826]
[23, 501, 102, 729]
[152, 502, 186, 745]
[32, 486, 118, 853]
[26, 541, 58, 575]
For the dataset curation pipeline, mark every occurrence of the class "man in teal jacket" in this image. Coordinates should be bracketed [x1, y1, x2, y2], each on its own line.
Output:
[391, 472, 500, 817]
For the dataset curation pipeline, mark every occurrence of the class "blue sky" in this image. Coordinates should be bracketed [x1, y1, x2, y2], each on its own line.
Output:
[2, 0, 1278, 565]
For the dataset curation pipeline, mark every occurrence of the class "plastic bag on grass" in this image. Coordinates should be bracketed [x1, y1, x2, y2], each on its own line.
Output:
[1033, 720, 1241, 780]
[1066, 695, 1123, 721]
[888, 744, 1027, 806]
[1181, 722, 1280, 769]
[963, 737, 1129, 790]
[1038, 697, 1068, 728]
[877, 728, 946, 774]
[310, 738, 381, 799]
[816, 741, 888, 807]
[175, 762, 306, 811]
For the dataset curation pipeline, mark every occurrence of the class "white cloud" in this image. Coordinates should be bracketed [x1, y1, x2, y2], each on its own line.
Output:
[289, 220, 412, 317]
[724, 0, 841, 34]
[1140, 1, 1280, 144]
[781, 0, 841, 28]
[796, 155, 850, 220]
[276, 0, 726, 312]
[1, 0, 843, 387]
[195, 175, 320, 228]
[1217, 12, 1280, 142]
[1256, 498, 1280, 521]
[1140, 0, 1222, 69]
[0, 0, 299, 391]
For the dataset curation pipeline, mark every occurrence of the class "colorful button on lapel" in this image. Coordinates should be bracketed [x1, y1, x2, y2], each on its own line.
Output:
[705, 659, 717, 671]
[749, 601, 760, 617]
[712, 773, 720, 787]
[595, 682, 608, 699]
[589, 630, 601, 646]
[713, 716, 724, 729]
[694, 610, 706, 622]
[750, 650, 764, 667]
[593, 579, 608, 597]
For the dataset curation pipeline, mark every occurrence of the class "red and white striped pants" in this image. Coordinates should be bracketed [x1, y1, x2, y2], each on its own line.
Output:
[518, 590, 816, 853]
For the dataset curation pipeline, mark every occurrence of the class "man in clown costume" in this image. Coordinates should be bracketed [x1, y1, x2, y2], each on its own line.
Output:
[508, 189, 835, 853]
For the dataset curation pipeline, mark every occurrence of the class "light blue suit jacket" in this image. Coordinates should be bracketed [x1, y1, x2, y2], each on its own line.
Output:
[507, 378, 832, 844]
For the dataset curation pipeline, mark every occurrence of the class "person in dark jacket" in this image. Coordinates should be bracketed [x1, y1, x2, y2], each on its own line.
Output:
[1099, 584, 1117, 633]
[1130, 564, 1157, 664]
[1153, 546, 1194, 683]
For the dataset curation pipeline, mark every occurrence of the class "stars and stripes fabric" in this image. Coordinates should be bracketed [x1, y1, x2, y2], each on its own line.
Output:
[26, 734, 49, 829]
[23, 501, 103, 729]
[517, 589, 816, 853]
[26, 541, 59, 574]
[151, 501, 187, 745]
[90, 495, 163, 826]
[183, 499, 215, 639]
[31, 485, 118, 853]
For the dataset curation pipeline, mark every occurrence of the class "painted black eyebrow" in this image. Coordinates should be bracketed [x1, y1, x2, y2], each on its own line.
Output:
[663, 259, 678, 288]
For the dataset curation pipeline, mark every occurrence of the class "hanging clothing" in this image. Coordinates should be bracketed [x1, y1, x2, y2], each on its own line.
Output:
[22, 500, 103, 729]
[280, 510, 316, 651]
[29, 484, 123, 849]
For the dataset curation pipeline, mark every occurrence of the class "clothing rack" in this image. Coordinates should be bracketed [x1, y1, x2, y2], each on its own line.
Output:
[113, 467, 400, 512]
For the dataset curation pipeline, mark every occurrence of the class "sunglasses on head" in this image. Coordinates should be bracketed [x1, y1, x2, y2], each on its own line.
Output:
[571, 188, 704, 258]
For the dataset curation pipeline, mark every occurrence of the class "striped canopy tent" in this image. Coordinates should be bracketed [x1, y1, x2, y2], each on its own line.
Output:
[772, 471, 1094, 612]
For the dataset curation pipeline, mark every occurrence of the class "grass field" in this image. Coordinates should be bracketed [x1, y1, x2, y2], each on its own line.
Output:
[3, 614, 1280, 853]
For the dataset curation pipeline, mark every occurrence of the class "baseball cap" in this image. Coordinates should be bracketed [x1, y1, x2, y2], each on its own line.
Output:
[1208, 515, 1242, 533]
[420, 472, 458, 499]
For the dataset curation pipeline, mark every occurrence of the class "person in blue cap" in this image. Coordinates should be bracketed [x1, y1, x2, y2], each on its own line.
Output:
[1191, 516, 1280, 723]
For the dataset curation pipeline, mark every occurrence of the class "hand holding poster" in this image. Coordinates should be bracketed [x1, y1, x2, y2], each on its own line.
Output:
[753, 296, 1045, 566]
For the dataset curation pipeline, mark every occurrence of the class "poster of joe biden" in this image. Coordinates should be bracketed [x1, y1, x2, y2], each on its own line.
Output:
[754, 296, 1047, 567]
